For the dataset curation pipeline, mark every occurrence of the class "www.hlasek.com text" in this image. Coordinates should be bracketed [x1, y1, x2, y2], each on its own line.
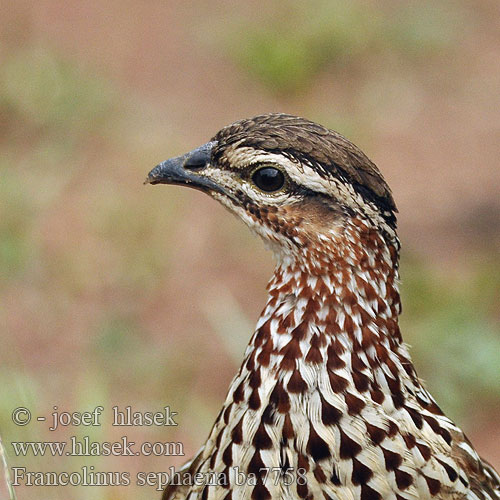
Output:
[11, 436, 184, 457]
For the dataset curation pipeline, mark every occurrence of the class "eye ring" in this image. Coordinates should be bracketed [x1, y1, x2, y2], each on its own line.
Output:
[251, 166, 286, 193]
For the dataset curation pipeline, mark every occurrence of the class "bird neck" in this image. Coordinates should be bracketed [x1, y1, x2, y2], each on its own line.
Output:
[258, 215, 403, 362]
[225, 216, 416, 412]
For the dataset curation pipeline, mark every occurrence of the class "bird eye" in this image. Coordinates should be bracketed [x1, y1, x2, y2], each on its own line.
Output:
[252, 167, 285, 192]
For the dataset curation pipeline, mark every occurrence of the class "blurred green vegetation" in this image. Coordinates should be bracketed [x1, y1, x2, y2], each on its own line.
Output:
[400, 256, 500, 421]
[228, 0, 461, 94]
[0, 47, 116, 285]
[1, 47, 115, 142]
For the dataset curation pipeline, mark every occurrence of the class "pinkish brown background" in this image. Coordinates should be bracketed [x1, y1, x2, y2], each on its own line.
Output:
[1, 1, 499, 499]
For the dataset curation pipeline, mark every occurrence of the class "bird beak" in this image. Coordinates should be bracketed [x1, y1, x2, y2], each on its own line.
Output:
[145, 141, 226, 196]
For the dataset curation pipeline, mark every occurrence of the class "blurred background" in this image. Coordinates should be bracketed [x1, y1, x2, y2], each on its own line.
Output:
[1, 0, 499, 499]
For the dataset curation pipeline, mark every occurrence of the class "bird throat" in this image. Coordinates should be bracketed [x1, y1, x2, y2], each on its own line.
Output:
[233, 215, 409, 418]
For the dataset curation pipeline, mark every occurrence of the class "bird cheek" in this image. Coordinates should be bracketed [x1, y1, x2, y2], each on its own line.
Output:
[281, 202, 344, 237]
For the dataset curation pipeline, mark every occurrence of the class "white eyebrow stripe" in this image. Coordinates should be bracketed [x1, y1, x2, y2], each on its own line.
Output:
[248, 151, 360, 209]
[222, 146, 386, 226]
[225, 147, 336, 196]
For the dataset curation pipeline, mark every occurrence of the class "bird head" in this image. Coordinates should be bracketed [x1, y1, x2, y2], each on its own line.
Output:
[146, 114, 398, 268]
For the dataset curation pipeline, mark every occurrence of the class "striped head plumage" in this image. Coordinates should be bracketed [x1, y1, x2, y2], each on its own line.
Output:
[147, 114, 499, 500]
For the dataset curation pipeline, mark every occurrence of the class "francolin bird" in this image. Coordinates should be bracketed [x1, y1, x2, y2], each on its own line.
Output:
[146, 114, 499, 500]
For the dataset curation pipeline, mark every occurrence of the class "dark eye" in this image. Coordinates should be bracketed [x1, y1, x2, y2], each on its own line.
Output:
[252, 167, 285, 192]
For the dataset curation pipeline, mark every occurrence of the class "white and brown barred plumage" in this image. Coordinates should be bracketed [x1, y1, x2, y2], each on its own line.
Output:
[146, 114, 500, 500]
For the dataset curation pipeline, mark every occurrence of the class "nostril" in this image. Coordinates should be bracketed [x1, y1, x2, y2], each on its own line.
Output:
[184, 151, 208, 170]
